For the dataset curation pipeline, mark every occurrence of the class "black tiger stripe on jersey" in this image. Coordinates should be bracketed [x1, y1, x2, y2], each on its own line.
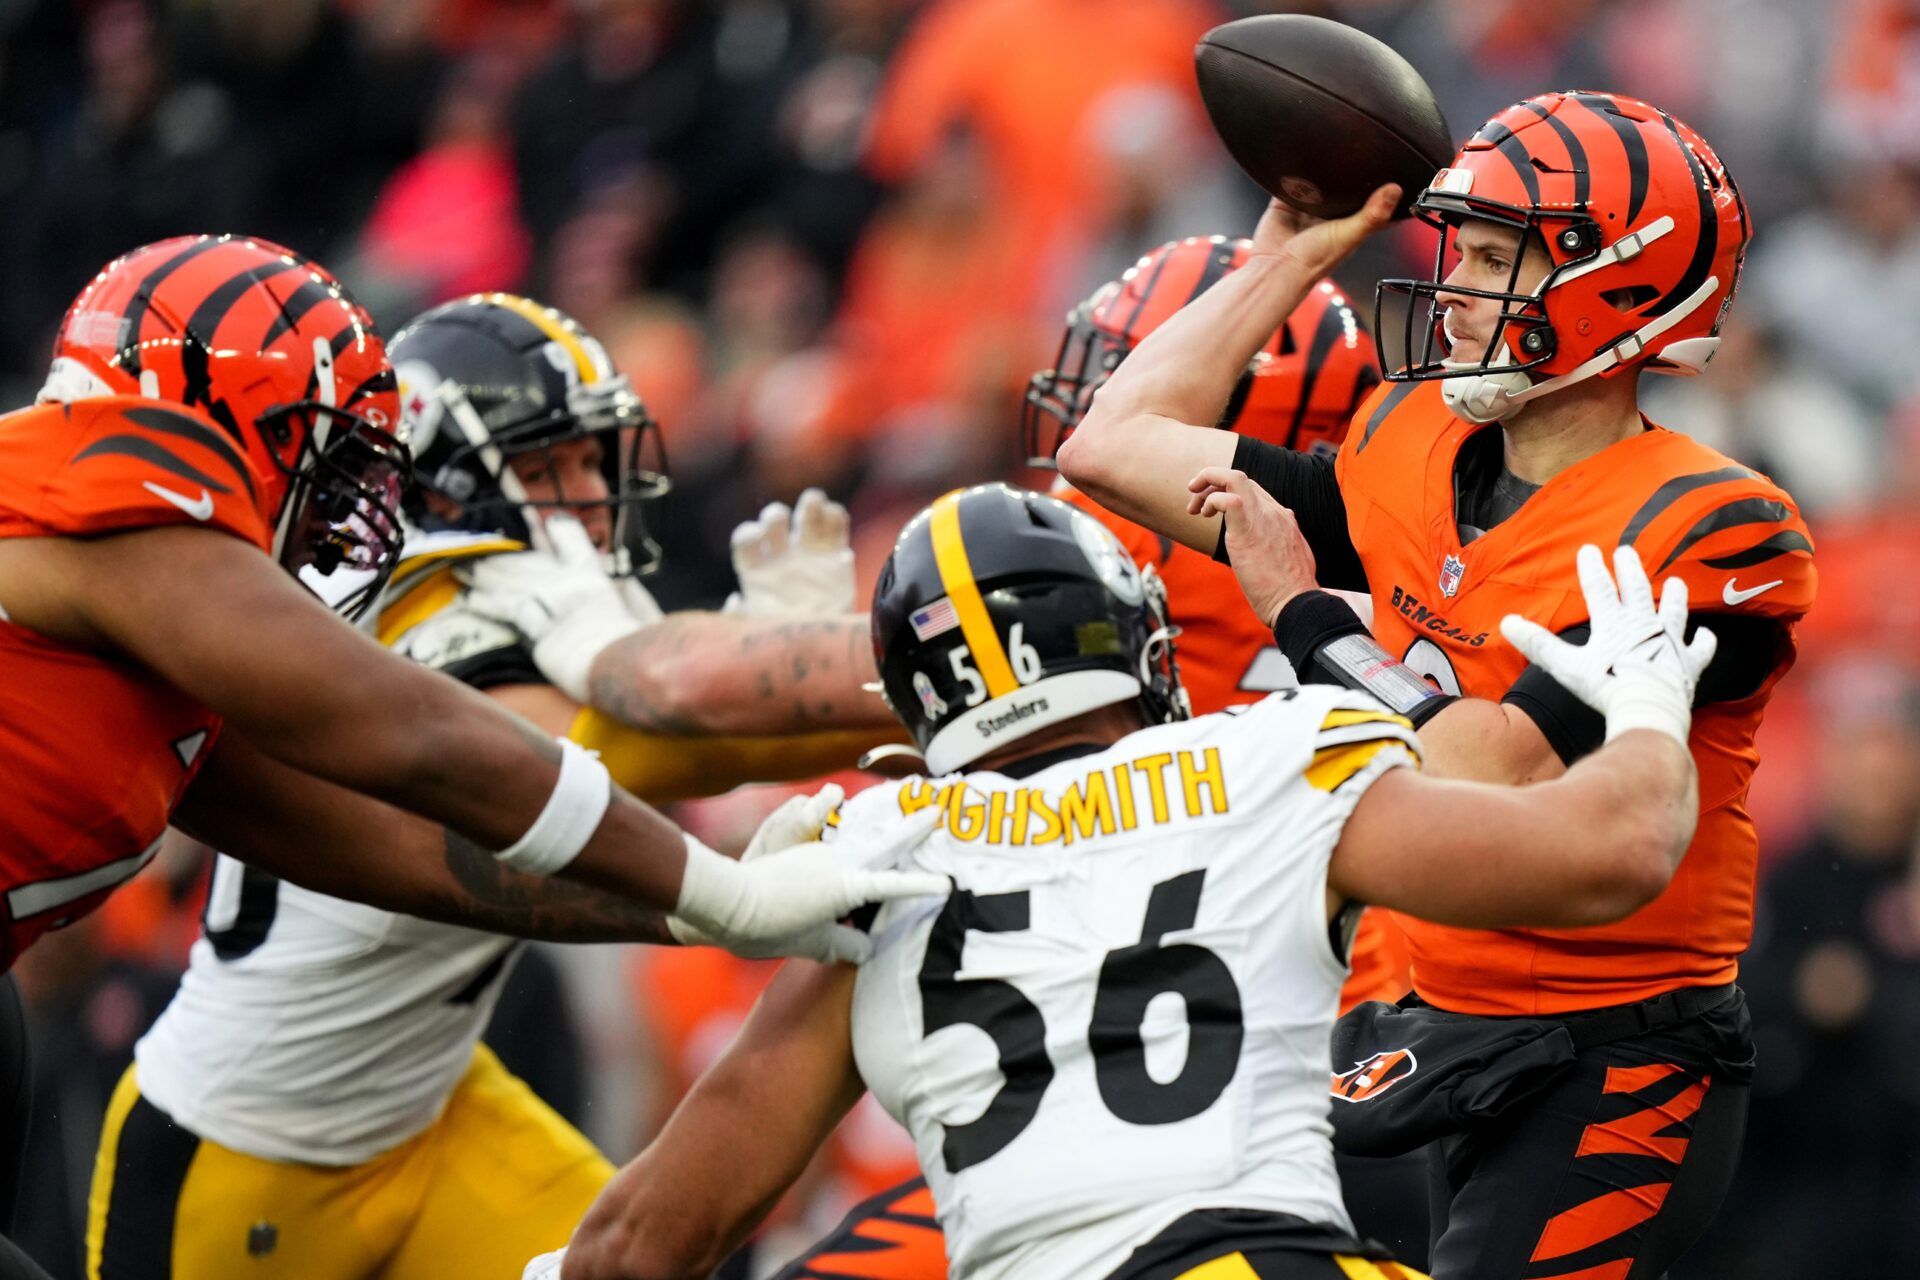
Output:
[1356, 382, 1418, 453]
[72, 434, 236, 493]
[120, 406, 257, 498]
[1702, 529, 1814, 570]
[1619, 465, 1751, 546]
[1284, 293, 1357, 450]
[1656, 496, 1793, 572]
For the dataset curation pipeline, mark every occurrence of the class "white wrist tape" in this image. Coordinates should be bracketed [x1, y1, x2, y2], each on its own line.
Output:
[495, 738, 612, 877]
[1602, 670, 1693, 748]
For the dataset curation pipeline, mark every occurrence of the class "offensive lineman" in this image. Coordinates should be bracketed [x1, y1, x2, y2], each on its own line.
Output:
[531, 481, 1714, 1280]
[1061, 94, 1815, 1277]
[88, 294, 910, 1280]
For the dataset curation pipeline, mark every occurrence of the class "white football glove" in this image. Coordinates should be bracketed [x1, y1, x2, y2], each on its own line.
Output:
[669, 797, 945, 965]
[461, 515, 651, 702]
[1499, 544, 1717, 747]
[521, 1249, 565, 1280]
[724, 488, 856, 616]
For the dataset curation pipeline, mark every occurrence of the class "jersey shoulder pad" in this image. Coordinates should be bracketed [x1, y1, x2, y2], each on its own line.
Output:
[1218, 687, 1421, 798]
[387, 596, 541, 689]
[1623, 444, 1815, 622]
[0, 398, 270, 547]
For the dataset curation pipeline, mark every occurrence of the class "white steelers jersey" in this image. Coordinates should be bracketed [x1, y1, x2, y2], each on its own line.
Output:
[135, 529, 580, 1166]
[838, 685, 1420, 1280]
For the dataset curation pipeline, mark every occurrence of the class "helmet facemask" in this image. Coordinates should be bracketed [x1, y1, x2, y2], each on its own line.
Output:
[266, 399, 411, 622]
[426, 371, 671, 576]
[1022, 294, 1128, 468]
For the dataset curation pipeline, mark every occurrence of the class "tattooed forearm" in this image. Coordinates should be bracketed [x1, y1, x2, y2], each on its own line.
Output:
[440, 830, 679, 944]
[586, 613, 892, 736]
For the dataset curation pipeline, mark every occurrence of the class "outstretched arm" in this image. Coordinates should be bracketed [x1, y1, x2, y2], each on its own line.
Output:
[561, 960, 865, 1280]
[586, 613, 896, 736]
[1058, 187, 1399, 555]
[175, 731, 677, 944]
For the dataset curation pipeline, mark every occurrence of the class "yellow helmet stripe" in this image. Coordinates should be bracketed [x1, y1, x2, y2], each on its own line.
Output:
[485, 292, 599, 385]
[928, 490, 1018, 699]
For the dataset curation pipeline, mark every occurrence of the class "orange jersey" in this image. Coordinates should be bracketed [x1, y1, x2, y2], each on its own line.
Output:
[0, 396, 270, 969]
[1054, 478, 1411, 1009]
[1338, 380, 1816, 1015]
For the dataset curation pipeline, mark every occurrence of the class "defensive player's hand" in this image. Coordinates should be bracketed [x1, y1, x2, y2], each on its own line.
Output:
[460, 515, 653, 701]
[521, 1248, 564, 1280]
[724, 488, 856, 616]
[1189, 466, 1318, 625]
[669, 804, 946, 965]
[1500, 544, 1717, 746]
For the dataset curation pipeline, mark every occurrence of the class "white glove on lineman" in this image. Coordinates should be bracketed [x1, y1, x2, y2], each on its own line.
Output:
[462, 515, 648, 702]
[1499, 544, 1717, 746]
[724, 488, 856, 616]
[669, 794, 945, 965]
[521, 1249, 564, 1280]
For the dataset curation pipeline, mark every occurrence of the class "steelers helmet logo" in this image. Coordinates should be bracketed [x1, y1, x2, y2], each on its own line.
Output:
[1069, 510, 1144, 606]
[394, 359, 446, 450]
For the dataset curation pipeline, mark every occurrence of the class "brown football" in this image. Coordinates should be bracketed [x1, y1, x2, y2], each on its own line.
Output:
[1195, 14, 1452, 219]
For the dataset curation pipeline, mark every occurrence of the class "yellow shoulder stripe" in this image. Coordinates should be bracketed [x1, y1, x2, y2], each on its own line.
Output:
[1306, 737, 1415, 792]
[376, 566, 464, 647]
[1320, 706, 1415, 733]
[389, 536, 524, 595]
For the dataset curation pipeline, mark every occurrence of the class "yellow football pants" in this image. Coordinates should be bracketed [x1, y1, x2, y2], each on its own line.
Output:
[86, 1044, 613, 1279]
[1171, 1251, 1431, 1280]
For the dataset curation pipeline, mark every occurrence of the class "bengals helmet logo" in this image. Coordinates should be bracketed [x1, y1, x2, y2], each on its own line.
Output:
[1330, 1048, 1417, 1102]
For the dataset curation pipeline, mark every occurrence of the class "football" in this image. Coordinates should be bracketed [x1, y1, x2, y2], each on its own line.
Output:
[1194, 14, 1453, 219]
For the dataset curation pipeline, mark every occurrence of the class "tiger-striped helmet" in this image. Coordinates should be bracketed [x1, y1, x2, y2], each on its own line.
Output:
[43, 234, 407, 617]
[1024, 235, 1380, 466]
[1377, 92, 1750, 424]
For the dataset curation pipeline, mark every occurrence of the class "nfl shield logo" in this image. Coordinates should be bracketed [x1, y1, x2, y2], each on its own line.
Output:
[1438, 554, 1465, 598]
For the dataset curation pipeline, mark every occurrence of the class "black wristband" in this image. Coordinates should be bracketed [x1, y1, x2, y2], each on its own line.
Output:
[1407, 693, 1459, 728]
[1271, 591, 1369, 680]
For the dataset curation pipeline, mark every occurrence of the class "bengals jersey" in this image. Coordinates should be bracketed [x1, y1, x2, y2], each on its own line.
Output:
[1054, 480, 1411, 1011]
[1337, 380, 1817, 1016]
[0, 397, 269, 970]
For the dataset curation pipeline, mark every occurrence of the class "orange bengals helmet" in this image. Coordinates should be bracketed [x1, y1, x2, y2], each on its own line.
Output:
[1023, 235, 1379, 466]
[1377, 91, 1751, 424]
[42, 235, 407, 617]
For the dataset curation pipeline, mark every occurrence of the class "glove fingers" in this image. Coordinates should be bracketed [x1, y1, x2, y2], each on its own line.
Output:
[797, 782, 848, 833]
[755, 503, 792, 563]
[543, 513, 603, 569]
[1499, 614, 1564, 670]
[1575, 544, 1619, 623]
[850, 869, 952, 905]
[818, 925, 874, 966]
[1657, 574, 1690, 637]
[1685, 622, 1718, 678]
[794, 487, 851, 553]
[1611, 544, 1656, 618]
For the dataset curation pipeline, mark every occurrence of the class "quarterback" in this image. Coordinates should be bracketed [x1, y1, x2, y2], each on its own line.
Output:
[86, 293, 912, 1280]
[1061, 93, 1814, 1277]
[0, 243, 939, 1274]
[530, 482, 1713, 1280]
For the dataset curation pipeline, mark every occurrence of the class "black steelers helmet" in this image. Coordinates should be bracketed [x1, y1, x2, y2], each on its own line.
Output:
[388, 293, 669, 574]
[873, 484, 1188, 775]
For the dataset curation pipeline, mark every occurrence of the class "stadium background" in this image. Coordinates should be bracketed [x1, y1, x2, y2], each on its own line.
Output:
[3, 0, 1916, 1274]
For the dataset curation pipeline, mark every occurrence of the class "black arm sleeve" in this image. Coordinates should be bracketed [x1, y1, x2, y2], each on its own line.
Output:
[1501, 614, 1789, 766]
[1216, 436, 1368, 592]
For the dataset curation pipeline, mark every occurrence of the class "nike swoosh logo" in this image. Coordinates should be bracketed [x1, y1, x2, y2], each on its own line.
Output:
[1723, 577, 1783, 606]
[143, 481, 214, 521]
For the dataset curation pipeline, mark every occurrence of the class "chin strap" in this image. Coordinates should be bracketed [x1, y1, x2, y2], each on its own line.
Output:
[1442, 273, 1721, 424]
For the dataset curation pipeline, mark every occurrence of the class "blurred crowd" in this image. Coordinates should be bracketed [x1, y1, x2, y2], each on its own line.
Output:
[4, 0, 1919, 1275]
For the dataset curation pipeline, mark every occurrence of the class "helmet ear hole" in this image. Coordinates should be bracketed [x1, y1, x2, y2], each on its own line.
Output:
[1601, 284, 1662, 312]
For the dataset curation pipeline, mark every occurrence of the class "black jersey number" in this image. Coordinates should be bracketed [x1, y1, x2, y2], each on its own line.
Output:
[202, 857, 280, 960]
[916, 869, 1244, 1174]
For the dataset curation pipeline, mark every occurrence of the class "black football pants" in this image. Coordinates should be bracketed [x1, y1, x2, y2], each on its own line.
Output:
[1423, 993, 1750, 1280]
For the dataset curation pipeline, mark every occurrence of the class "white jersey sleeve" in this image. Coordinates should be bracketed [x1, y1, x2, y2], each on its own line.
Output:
[847, 687, 1417, 1280]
